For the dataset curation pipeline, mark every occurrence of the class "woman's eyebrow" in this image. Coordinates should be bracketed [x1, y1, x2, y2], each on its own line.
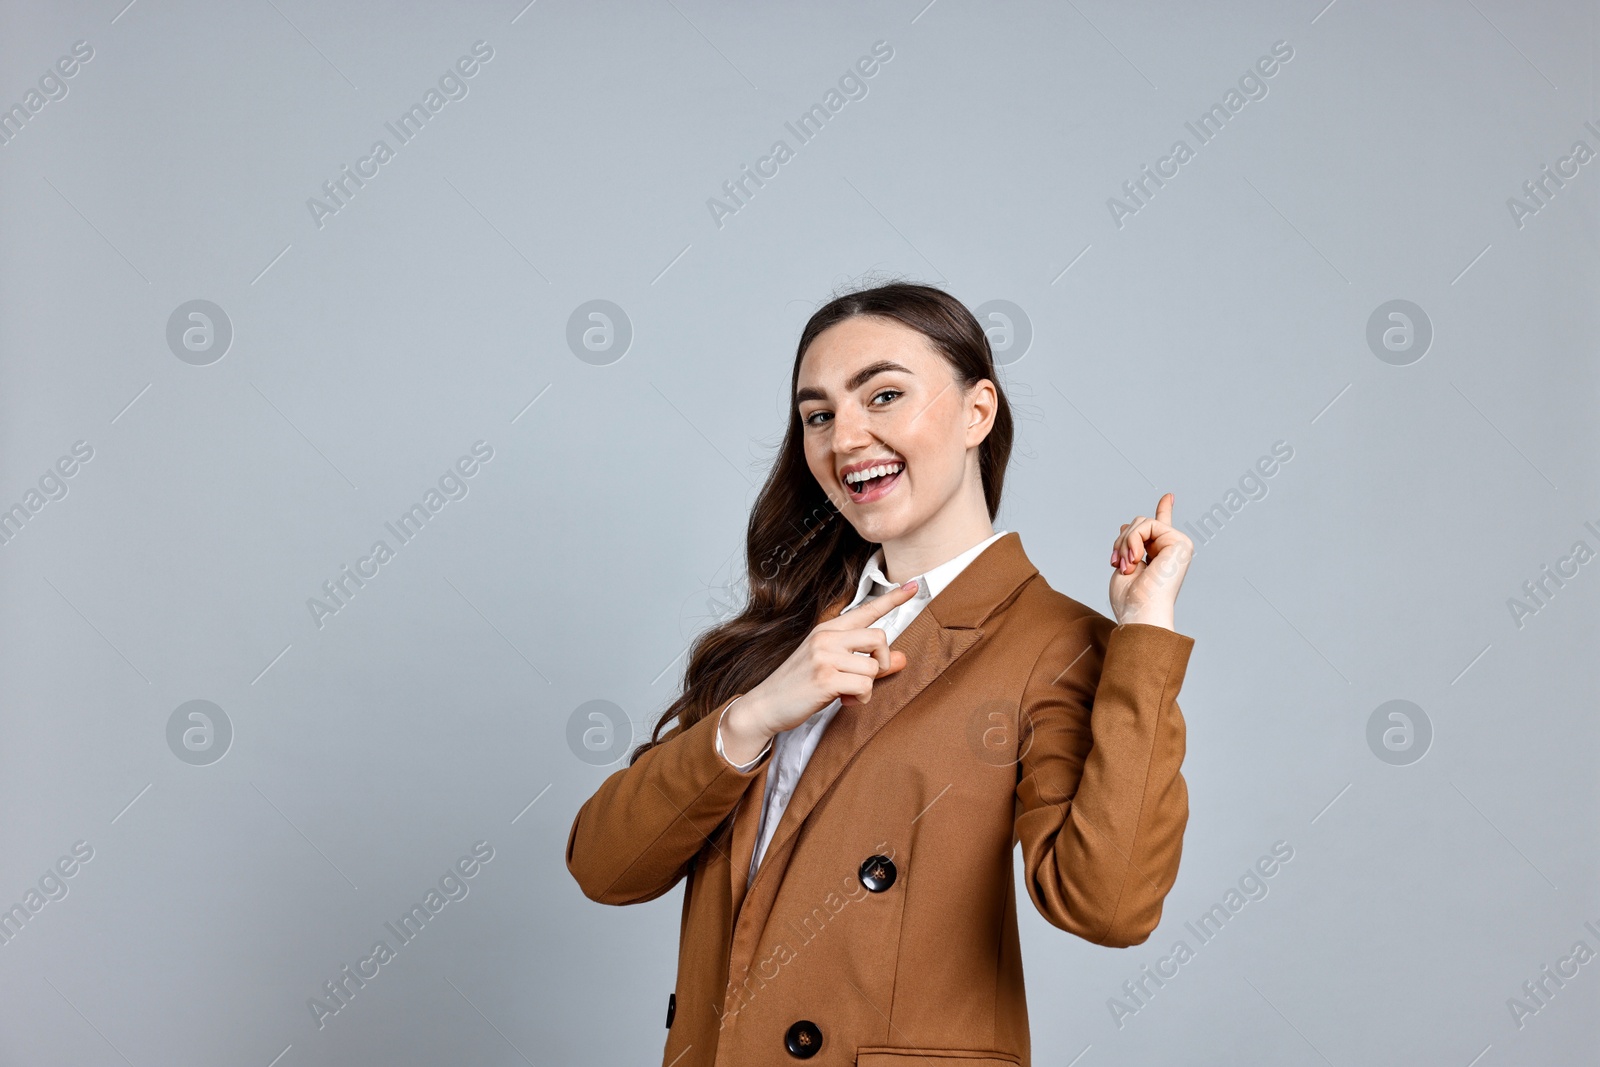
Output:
[795, 360, 913, 405]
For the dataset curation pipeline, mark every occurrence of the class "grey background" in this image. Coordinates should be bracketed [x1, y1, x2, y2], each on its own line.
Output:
[1, 0, 1596, 1064]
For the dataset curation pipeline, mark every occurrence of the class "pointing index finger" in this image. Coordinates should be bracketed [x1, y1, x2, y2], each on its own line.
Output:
[826, 578, 920, 629]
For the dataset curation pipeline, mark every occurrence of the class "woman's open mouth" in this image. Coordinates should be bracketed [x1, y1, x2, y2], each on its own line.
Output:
[843, 460, 904, 504]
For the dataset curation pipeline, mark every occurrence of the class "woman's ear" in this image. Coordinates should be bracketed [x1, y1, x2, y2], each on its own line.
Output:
[964, 378, 998, 447]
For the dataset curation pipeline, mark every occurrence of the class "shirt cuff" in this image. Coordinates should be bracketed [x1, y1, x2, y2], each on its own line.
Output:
[715, 696, 771, 771]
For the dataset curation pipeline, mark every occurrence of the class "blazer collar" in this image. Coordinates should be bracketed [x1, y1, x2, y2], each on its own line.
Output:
[721, 531, 1040, 1006]
[818, 527, 1033, 635]
[852, 528, 1010, 613]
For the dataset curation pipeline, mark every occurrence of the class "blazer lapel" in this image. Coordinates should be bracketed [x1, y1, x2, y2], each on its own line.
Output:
[727, 587, 851, 925]
[726, 762, 768, 922]
[721, 532, 1039, 1000]
[757, 610, 978, 875]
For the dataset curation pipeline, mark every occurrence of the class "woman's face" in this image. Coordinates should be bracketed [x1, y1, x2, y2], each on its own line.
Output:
[795, 314, 993, 545]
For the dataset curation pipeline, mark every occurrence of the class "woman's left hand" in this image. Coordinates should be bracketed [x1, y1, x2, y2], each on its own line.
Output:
[1108, 492, 1193, 630]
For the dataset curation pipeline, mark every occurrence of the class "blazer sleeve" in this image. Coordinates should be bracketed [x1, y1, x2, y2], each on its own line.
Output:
[566, 693, 772, 906]
[1014, 617, 1194, 947]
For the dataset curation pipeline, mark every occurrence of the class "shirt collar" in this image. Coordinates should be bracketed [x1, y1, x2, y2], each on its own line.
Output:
[845, 529, 1011, 613]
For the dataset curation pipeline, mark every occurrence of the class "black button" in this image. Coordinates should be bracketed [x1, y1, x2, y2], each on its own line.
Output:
[858, 854, 897, 892]
[784, 1019, 823, 1058]
[665, 992, 675, 1028]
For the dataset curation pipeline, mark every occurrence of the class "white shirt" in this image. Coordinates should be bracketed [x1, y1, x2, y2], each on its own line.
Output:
[716, 529, 1010, 886]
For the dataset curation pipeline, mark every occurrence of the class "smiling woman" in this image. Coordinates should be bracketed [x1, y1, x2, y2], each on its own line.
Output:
[567, 280, 1197, 1067]
[792, 315, 1001, 560]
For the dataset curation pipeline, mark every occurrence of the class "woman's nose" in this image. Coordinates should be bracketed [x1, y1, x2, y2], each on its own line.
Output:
[830, 404, 874, 447]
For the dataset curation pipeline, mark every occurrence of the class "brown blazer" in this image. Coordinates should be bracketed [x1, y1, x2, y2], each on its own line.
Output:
[566, 531, 1194, 1067]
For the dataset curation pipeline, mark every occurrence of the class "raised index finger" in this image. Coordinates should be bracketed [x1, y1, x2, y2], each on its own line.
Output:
[822, 578, 920, 630]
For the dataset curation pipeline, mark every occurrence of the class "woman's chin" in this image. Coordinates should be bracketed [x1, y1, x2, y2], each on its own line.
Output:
[847, 507, 916, 545]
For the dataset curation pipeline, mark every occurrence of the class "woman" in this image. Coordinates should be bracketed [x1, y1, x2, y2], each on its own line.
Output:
[565, 282, 1195, 1067]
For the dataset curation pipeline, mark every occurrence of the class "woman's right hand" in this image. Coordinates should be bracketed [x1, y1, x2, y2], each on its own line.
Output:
[722, 578, 920, 757]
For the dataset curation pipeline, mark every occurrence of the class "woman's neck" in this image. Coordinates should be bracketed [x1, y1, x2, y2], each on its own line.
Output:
[878, 496, 997, 585]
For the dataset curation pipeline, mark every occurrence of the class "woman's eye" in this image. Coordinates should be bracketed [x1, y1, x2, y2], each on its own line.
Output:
[801, 391, 897, 425]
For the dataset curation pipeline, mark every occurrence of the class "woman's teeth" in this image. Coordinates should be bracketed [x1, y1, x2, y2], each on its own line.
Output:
[845, 461, 905, 497]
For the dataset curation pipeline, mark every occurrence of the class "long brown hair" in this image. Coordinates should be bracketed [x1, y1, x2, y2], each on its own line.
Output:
[629, 280, 1015, 764]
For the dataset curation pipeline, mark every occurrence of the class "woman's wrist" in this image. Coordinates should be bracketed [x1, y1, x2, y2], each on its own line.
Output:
[1114, 596, 1176, 631]
[1117, 611, 1175, 632]
[720, 694, 775, 766]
